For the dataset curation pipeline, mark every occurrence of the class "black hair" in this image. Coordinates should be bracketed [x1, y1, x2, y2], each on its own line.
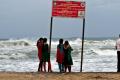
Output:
[119, 34, 120, 38]
[39, 37, 43, 41]
[43, 38, 47, 43]
[64, 40, 69, 45]
[59, 38, 63, 44]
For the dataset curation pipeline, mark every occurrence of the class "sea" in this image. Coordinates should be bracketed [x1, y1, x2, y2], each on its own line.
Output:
[0, 37, 118, 72]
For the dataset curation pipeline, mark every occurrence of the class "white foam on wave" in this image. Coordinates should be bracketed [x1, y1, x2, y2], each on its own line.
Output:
[0, 46, 37, 60]
[85, 39, 116, 48]
[69, 38, 81, 45]
[91, 48, 116, 56]
[0, 38, 118, 72]
[0, 38, 116, 48]
[0, 38, 35, 47]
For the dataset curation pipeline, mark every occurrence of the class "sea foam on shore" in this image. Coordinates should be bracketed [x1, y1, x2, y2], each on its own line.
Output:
[0, 37, 117, 72]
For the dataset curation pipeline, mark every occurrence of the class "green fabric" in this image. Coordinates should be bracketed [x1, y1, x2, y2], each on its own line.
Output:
[42, 44, 49, 62]
[64, 47, 73, 65]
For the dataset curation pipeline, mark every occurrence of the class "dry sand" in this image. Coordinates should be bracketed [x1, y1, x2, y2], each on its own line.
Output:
[0, 72, 120, 80]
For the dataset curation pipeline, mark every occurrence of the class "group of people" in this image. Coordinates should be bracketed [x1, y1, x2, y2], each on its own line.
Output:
[37, 38, 52, 72]
[56, 39, 73, 72]
[36, 35, 120, 72]
[37, 38, 73, 72]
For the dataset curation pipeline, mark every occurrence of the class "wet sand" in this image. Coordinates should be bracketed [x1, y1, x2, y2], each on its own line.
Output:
[0, 72, 120, 80]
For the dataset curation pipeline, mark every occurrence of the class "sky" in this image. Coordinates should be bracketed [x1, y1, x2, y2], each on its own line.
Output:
[0, 0, 120, 39]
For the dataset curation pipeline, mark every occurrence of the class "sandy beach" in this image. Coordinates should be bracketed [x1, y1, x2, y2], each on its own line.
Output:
[0, 72, 120, 80]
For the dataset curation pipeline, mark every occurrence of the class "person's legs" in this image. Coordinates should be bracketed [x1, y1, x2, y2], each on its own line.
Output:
[117, 51, 120, 72]
[48, 60, 52, 72]
[68, 66, 71, 72]
[40, 60, 43, 72]
[64, 65, 67, 72]
[43, 62, 46, 72]
[61, 64, 64, 72]
[38, 62, 40, 72]
[58, 63, 62, 72]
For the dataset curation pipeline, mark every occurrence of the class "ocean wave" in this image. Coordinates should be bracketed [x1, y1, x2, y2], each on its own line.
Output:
[0, 38, 118, 72]
[0, 39, 34, 47]
[89, 48, 116, 56]
[0, 38, 116, 47]
[0, 38, 117, 56]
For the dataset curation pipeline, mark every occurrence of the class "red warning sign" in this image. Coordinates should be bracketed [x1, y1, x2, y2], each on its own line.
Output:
[52, 1, 85, 18]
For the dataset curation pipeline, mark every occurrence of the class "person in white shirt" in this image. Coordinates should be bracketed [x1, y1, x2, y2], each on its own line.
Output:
[116, 34, 120, 72]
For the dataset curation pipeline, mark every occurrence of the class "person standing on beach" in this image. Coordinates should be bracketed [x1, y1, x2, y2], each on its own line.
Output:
[64, 41, 73, 72]
[56, 39, 64, 72]
[42, 38, 52, 72]
[37, 38, 44, 72]
[116, 34, 120, 72]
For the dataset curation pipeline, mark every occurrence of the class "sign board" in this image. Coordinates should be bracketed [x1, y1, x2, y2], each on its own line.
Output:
[52, 0, 85, 18]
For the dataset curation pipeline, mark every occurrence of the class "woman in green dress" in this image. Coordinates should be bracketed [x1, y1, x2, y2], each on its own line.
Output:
[64, 41, 73, 72]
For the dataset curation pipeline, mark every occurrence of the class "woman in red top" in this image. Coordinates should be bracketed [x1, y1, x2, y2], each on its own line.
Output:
[37, 38, 44, 72]
[56, 39, 64, 72]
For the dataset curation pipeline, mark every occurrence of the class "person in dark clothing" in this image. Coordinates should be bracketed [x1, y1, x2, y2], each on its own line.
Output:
[56, 39, 64, 72]
[116, 34, 120, 72]
[42, 38, 52, 72]
[64, 41, 73, 72]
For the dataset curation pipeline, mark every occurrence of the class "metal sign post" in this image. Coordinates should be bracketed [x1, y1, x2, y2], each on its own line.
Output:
[49, 17, 53, 54]
[80, 18, 85, 72]
[51, 0, 86, 72]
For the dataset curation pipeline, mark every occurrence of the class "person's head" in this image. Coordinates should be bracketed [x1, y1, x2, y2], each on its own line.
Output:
[39, 37, 44, 43]
[38, 37, 43, 42]
[39, 37, 43, 41]
[59, 38, 63, 44]
[119, 34, 120, 38]
[64, 40, 69, 46]
[43, 38, 47, 43]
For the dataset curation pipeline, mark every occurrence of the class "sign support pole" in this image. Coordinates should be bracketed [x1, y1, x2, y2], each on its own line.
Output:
[49, 17, 53, 54]
[80, 18, 85, 72]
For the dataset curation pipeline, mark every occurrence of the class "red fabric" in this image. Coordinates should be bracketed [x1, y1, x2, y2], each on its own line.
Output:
[56, 48, 64, 64]
[37, 42, 43, 60]
[38, 48, 42, 60]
